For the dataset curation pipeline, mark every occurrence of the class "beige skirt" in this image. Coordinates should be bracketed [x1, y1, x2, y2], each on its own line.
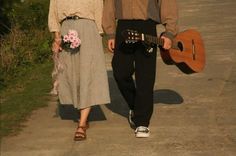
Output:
[52, 19, 110, 109]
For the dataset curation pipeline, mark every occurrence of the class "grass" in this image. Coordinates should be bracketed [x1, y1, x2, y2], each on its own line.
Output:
[0, 61, 53, 138]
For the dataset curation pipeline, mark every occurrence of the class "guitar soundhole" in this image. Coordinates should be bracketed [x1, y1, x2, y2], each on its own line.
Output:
[177, 42, 184, 51]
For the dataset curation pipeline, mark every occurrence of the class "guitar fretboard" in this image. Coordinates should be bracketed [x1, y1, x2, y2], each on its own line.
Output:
[144, 34, 179, 50]
[144, 34, 163, 46]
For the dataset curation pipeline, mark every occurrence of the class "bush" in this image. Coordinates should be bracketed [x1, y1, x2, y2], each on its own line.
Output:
[0, 0, 18, 35]
[11, 1, 49, 30]
[0, 0, 52, 91]
[0, 0, 49, 33]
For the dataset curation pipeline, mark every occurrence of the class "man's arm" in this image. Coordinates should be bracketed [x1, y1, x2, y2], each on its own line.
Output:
[102, 0, 116, 40]
[159, 0, 179, 49]
[102, 0, 116, 52]
[160, 0, 179, 40]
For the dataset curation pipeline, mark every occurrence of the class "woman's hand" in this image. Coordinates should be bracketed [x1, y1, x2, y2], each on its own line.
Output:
[52, 32, 62, 53]
[52, 38, 62, 53]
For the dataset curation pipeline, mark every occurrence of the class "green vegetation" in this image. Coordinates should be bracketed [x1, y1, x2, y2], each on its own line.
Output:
[0, 62, 53, 137]
[0, 28, 51, 90]
[0, 0, 53, 137]
[0, 0, 51, 90]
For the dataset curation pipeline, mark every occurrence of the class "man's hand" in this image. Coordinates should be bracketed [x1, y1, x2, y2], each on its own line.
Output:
[107, 39, 115, 53]
[161, 36, 172, 50]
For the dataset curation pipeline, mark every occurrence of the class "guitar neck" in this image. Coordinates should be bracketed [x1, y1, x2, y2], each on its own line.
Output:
[144, 34, 179, 50]
[144, 34, 162, 46]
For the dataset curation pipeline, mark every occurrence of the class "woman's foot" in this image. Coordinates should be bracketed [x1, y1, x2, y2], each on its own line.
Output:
[74, 126, 87, 141]
[75, 107, 91, 141]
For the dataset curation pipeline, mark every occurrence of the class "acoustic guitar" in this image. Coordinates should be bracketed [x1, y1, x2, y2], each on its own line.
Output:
[122, 29, 205, 74]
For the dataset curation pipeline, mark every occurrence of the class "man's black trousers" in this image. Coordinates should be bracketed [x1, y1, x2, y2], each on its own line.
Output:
[112, 19, 157, 127]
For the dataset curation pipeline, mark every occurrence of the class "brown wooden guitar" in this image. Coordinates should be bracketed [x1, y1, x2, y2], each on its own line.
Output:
[122, 29, 205, 74]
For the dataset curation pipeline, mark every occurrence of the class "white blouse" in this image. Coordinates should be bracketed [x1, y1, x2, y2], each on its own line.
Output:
[48, 0, 103, 33]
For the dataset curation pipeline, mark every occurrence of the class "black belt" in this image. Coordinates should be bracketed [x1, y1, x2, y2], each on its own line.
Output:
[60, 16, 80, 24]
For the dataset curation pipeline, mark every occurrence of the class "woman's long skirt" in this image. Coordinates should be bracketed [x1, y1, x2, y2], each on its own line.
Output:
[55, 19, 110, 109]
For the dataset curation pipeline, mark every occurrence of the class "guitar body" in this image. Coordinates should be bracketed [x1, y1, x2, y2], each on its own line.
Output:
[160, 29, 205, 74]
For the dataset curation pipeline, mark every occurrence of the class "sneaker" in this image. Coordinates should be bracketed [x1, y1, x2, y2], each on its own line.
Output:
[128, 110, 136, 129]
[135, 126, 150, 138]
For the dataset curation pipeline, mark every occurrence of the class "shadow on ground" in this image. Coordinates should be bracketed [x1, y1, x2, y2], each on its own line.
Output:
[105, 71, 184, 118]
[57, 104, 107, 122]
[55, 71, 184, 122]
[106, 88, 184, 119]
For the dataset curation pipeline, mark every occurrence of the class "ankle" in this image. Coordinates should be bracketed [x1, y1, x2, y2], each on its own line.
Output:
[78, 121, 89, 127]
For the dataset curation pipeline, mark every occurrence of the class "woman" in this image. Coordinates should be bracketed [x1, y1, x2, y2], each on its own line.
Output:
[48, 0, 110, 141]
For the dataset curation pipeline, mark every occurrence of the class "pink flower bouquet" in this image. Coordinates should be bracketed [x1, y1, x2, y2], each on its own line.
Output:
[61, 30, 81, 53]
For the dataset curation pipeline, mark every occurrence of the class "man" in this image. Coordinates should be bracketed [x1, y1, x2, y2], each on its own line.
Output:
[102, 0, 178, 138]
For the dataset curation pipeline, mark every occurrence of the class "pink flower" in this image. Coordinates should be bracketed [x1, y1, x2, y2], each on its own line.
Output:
[68, 30, 78, 37]
[72, 38, 81, 46]
[73, 42, 80, 48]
[63, 35, 69, 42]
[69, 35, 75, 43]
[62, 29, 81, 51]
[70, 43, 76, 49]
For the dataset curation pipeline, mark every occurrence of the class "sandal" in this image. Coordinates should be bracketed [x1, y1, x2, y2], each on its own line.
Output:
[74, 126, 87, 141]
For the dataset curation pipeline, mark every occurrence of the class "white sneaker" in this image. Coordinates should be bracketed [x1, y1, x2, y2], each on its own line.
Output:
[128, 110, 136, 129]
[135, 126, 150, 138]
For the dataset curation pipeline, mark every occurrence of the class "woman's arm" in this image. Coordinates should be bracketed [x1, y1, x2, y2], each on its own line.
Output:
[51, 31, 62, 53]
[48, 0, 61, 52]
[48, 0, 60, 32]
